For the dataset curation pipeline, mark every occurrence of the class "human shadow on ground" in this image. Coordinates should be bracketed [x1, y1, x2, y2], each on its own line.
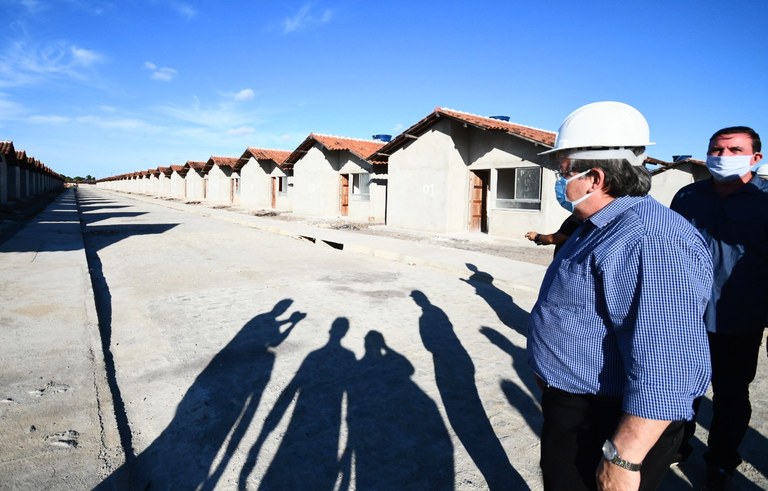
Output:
[239, 317, 357, 490]
[411, 290, 526, 490]
[94, 299, 305, 490]
[239, 325, 455, 490]
[345, 330, 455, 490]
[77, 190, 179, 465]
[480, 326, 542, 438]
[461, 263, 529, 337]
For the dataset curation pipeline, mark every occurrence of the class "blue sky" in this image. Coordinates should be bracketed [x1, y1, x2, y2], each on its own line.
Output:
[1, 0, 766, 179]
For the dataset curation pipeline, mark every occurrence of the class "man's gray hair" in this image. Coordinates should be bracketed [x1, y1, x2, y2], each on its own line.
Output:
[569, 147, 651, 197]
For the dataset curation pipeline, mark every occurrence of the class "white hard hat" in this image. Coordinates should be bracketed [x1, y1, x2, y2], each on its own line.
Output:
[540, 101, 655, 157]
[757, 165, 768, 177]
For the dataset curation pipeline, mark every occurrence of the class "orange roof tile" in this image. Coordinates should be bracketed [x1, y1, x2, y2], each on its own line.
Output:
[0, 141, 15, 156]
[204, 155, 239, 172]
[236, 147, 292, 170]
[285, 133, 385, 165]
[170, 164, 188, 176]
[372, 107, 556, 162]
[186, 160, 207, 171]
[439, 108, 556, 146]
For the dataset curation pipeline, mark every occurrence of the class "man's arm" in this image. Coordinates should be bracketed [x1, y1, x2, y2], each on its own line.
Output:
[596, 415, 670, 490]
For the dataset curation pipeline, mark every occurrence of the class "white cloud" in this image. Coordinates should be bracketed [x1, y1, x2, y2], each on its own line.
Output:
[76, 114, 156, 131]
[234, 88, 254, 101]
[174, 2, 197, 19]
[70, 46, 103, 66]
[227, 126, 255, 136]
[0, 93, 26, 120]
[144, 61, 177, 81]
[0, 40, 106, 87]
[283, 4, 333, 33]
[27, 114, 70, 124]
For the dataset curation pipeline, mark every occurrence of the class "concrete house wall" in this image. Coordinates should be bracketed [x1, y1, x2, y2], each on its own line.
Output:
[239, 159, 264, 210]
[649, 162, 710, 206]
[240, 159, 292, 211]
[270, 167, 292, 211]
[206, 165, 232, 205]
[158, 174, 171, 197]
[292, 145, 344, 217]
[19, 166, 28, 198]
[185, 169, 206, 200]
[148, 175, 160, 196]
[338, 159, 385, 222]
[9, 164, 19, 200]
[387, 118, 565, 238]
[170, 171, 186, 198]
[0, 157, 7, 203]
[465, 126, 568, 238]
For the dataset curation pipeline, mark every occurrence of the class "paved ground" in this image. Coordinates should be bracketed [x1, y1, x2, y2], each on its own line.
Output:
[0, 186, 766, 490]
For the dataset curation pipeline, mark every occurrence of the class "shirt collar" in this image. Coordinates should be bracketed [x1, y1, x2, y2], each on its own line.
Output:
[587, 195, 645, 228]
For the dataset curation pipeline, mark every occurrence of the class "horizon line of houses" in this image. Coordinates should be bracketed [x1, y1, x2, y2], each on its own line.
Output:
[0, 141, 66, 204]
[95, 106, 710, 239]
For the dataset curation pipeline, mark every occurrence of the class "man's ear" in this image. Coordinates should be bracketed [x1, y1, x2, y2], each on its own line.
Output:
[588, 168, 605, 191]
[752, 152, 763, 165]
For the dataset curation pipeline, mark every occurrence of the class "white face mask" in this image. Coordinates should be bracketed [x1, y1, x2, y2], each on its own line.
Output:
[706, 155, 753, 181]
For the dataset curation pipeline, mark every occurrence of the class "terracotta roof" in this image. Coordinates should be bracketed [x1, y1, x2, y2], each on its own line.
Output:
[236, 147, 292, 170]
[372, 107, 556, 162]
[649, 157, 706, 175]
[644, 156, 668, 166]
[158, 166, 173, 177]
[170, 164, 188, 176]
[186, 160, 207, 172]
[204, 155, 239, 172]
[285, 133, 385, 165]
[0, 141, 15, 157]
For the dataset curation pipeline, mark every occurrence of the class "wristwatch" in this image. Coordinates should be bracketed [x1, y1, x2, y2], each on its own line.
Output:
[602, 440, 642, 471]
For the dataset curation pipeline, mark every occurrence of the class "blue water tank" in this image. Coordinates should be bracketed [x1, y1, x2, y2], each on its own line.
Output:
[672, 155, 692, 162]
[372, 134, 392, 142]
[489, 115, 510, 121]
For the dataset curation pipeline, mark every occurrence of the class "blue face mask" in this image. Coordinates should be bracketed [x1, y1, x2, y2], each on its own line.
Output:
[555, 170, 591, 212]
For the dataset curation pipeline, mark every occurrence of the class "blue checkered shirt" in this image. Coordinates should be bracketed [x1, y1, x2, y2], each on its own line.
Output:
[528, 195, 713, 420]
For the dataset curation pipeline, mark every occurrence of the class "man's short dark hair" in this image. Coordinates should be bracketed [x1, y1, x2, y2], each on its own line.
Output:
[710, 126, 762, 153]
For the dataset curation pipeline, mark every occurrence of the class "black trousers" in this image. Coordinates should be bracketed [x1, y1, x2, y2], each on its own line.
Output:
[540, 387, 683, 491]
[705, 329, 764, 471]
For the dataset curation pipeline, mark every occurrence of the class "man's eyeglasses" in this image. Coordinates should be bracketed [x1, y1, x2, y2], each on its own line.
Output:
[554, 169, 576, 179]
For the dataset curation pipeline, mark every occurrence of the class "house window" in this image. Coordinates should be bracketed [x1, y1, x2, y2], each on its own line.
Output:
[351, 173, 370, 201]
[277, 176, 288, 195]
[232, 177, 241, 195]
[496, 167, 541, 210]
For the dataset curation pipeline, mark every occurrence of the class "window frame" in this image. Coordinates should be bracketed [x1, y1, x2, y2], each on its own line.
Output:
[495, 166, 542, 210]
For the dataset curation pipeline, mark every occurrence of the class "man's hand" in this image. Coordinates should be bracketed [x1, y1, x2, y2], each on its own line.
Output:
[596, 458, 640, 491]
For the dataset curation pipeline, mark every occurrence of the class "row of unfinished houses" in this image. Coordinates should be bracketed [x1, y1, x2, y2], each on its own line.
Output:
[0, 142, 65, 204]
[96, 107, 710, 240]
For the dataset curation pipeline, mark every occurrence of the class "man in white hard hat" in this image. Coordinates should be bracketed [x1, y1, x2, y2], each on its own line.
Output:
[671, 126, 767, 490]
[527, 101, 713, 491]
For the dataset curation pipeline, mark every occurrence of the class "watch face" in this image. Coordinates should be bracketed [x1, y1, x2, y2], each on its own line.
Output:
[602, 440, 617, 459]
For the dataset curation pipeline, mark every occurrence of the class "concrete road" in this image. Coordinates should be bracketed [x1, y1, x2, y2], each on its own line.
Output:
[1, 187, 766, 490]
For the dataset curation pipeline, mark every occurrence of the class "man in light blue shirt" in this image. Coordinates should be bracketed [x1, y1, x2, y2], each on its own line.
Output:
[528, 102, 713, 491]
